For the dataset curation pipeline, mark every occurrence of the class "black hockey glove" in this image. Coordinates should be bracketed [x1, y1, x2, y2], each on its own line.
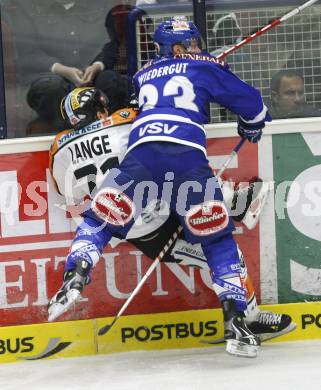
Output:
[237, 117, 264, 143]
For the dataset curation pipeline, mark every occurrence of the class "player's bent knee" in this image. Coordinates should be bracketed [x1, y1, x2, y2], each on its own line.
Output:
[92, 187, 135, 226]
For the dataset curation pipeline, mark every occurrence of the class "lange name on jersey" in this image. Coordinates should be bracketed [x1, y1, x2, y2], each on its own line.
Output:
[67, 133, 112, 164]
[50, 108, 136, 204]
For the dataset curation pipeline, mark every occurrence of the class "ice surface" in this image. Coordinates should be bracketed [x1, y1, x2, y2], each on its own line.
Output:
[0, 340, 320, 390]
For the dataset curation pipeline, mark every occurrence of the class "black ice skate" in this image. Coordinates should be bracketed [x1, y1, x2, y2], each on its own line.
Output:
[48, 258, 90, 322]
[223, 300, 260, 358]
[246, 311, 296, 341]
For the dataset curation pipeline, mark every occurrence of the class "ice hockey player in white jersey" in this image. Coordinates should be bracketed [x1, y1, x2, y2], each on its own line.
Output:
[49, 86, 295, 354]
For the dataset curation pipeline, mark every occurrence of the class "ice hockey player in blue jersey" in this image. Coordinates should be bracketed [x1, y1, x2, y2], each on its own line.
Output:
[48, 86, 295, 344]
[48, 17, 273, 357]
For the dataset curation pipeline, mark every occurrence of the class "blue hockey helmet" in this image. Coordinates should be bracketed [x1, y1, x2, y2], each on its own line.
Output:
[153, 16, 202, 57]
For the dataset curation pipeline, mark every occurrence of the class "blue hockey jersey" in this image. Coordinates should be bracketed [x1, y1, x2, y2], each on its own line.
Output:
[129, 53, 269, 154]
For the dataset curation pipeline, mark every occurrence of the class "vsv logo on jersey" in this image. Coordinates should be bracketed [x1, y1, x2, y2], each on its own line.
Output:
[139, 122, 179, 137]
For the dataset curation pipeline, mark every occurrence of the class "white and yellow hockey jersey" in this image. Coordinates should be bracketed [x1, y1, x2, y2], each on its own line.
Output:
[50, 108, 137, 205]
[49, 107, 170, 239]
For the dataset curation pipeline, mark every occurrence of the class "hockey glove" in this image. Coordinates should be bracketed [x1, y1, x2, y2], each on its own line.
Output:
[237, 117, 264, 143]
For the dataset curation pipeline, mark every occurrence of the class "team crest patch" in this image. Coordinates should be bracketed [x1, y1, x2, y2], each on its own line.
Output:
[185, 200, 229, 235]
[119, 110, 130, 118]
[93, 187, 135, 226]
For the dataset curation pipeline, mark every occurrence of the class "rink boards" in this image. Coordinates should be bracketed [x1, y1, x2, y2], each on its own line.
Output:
[0, 301, 320, 364]
[1, 119, 321, 364]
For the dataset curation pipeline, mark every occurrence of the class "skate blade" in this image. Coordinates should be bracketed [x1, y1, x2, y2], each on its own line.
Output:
[226, 339, 259, 358]
[48, 289, 81, 322]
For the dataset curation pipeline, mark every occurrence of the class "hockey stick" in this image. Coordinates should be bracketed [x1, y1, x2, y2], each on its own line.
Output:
[216, 0, 320, 60]
[216, 138, 246, 178]
[97, 137, 246, 336]
[98, 225, 182, 336]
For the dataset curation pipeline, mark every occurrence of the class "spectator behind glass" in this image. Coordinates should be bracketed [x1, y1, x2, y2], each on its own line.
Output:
[209, 13, 261, 122]
[3, 0, 132, 136]
[270, 69, 321, 119]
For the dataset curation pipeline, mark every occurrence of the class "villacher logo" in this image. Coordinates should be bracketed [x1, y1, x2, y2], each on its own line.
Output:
[186, 201, 228, 236]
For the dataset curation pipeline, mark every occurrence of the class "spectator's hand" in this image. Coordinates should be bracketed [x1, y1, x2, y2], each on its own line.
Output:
[52, 63, 84, 86]
[237, 117, 264, 143]
[81, 63, 103, 85]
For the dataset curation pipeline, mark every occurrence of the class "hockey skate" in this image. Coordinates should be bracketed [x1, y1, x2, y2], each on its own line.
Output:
[246, 311, 296, 341]
[223, 300, 260, 358]
[48, 258, 90, 322]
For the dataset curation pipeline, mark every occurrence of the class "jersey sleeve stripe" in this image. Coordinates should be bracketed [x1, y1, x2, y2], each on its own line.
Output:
[239, 104, 268, 124]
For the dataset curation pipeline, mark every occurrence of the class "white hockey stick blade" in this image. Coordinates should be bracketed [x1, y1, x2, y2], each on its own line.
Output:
[48, 289, 82, 322]
[226, 339, 259, 358]
[241, 181, 271, 230]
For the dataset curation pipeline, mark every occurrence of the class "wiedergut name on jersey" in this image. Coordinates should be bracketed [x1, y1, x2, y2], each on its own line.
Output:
[131, 56, 214, 153]
[132, 53, 264, 154]
[137, 62, 189, 86]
